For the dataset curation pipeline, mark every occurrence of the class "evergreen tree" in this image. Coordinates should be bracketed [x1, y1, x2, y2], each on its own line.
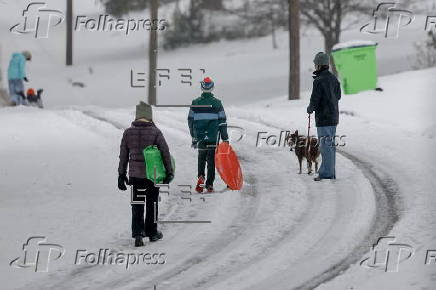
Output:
[163, 0, 219, 49]
[101, 0, 148, 17]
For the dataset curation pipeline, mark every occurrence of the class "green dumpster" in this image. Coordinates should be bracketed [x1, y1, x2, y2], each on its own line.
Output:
[331, 41, 378, 94]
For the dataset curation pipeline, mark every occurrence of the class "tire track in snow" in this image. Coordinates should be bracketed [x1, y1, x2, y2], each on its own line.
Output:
[300, 151, 402, 289]
[133, 114, 317, 289]
[75, 110, 303, 290]
[232, 116, 402, 290]
[96, 111, 266, 289]
[37, 109, 262, 290]
[142, 111, 315, 289]
[27, 109, 401, 290]
[81, 110, 126, 130]
[120, 174, 259, 290]
[77, 110, 400, 290]
[29, 110, 196, 290]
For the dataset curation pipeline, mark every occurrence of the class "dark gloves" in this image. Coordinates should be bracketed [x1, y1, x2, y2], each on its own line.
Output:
[118, 174, 129, 191]
[307, 107, 313, 114]
[191, 138, 198, 149]
[163, 173, 174, 184]
[23, 77, 29, 82]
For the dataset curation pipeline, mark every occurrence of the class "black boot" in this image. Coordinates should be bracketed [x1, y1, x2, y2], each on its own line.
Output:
[135, 236, 144, 247]
[149, 231, 163, 242]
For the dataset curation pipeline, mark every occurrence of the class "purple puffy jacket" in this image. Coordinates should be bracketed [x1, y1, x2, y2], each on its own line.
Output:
[118, 121, 173, 179]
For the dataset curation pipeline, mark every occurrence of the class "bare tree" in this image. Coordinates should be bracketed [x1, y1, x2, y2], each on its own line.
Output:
[270, 0, 279, 49]
[66, 0, 73, 65]
[413, 31, 436, 69]
[300, 0, 370, 55]
[289, 0, 300, 100]
[148, 0, 158, 105]
[0, 44, 9, 106]
[199, 0, 224, 10]
[225, 0, 281, 49]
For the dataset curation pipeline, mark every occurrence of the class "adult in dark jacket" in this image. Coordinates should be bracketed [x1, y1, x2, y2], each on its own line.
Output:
[118, 101, 174, 247]
[188, 77, 228, 193]
[307, 52, 341, 181]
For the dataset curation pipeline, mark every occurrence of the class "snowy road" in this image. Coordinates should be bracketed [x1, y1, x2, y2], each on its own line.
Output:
[0, 106, 401, 290]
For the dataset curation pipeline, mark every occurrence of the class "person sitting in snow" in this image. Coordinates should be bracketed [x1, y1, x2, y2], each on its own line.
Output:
[188, 77, 228, 193]
[118, 102, 174, 247]
[307, 52, 341, 181]
[7, 51, 32, 106]
[26, 88, 44, 109]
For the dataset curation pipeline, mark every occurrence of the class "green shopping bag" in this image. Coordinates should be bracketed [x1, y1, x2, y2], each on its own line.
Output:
[143, 146, 175, 184]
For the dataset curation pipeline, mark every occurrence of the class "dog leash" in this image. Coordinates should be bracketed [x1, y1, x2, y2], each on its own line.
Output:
[307, 114, 311, 138]
[306, 114, 311, 148]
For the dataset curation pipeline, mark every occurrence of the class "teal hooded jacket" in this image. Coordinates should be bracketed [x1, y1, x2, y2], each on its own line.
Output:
[188, 93, 229, 144]
[8, 53, 26, 80]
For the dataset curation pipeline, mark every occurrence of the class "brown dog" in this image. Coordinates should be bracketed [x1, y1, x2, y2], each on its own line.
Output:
[286, 130, 320, 175]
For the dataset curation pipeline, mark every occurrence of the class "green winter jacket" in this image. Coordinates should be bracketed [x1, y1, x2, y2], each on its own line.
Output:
[188, 93, 229, 144]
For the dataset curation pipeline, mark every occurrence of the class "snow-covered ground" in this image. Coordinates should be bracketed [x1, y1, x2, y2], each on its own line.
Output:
[1, 67, 435, 289]
[1, 0, 436, 289]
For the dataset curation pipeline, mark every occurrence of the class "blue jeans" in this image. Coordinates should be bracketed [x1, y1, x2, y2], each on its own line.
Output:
[317, 126, 337, 179]
[8, 79, 26, 105]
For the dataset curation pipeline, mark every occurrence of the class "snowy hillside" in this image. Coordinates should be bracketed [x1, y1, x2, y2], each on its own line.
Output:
[0, 0, 431, 108]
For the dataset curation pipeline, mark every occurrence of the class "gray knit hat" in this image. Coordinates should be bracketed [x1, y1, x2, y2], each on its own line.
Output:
[22, 50, 32, 61]
[135, 101, 153, 120]
[313, 52, 329, 66]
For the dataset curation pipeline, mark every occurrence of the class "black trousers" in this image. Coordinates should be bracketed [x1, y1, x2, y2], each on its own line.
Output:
[130, 177, 159, 238]
[198, 143, 216, 187]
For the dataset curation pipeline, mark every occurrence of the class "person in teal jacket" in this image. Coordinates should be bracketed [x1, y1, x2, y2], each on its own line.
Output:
[188, 77, 228, 193]
[8, 51, 32, 105]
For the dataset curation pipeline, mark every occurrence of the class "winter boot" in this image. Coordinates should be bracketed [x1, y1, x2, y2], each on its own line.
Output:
[206, 185, 214, 193]
[195, 176, 205, 193]
[149, 231, 163, 242]
[134, 236, 144, 247]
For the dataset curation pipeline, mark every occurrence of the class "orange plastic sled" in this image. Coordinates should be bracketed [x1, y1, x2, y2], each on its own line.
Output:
[215, 142, 243, 190]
